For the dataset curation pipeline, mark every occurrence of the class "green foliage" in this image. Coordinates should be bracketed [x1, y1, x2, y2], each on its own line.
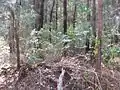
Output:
[1, 0, 117, 66]
[26, 2, 93, 60]
[77, 3, 91, 20]
[103, 45, 120, 65]
[27, 25, 65, 60]
[67, 25, 75, 40]
[78, 4, 91, 13]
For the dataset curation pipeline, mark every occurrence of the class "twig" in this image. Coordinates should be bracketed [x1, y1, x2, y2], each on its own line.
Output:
[82, 69, 102, 90]
[94, 72, 102, 90]
[57, 68, 65, 90]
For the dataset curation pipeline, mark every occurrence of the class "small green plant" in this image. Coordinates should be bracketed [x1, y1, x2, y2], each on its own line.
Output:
[103, 45, 120, 65]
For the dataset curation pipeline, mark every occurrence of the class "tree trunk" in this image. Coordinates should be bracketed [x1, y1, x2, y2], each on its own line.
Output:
[33, 0, 40, 28]
[44, 0, 48, 23]
[96, 0, 103, 74]
[85, 0, 91, 53]
[39, 0, 44, 29]
[92, 0, 96, 38]
[8, 6, 15, 54]
[73, 0, 77, 29]
[87, 0, 90, 21]
[9, 20, 15, 54]
[56, 0, 58, 30]
[63, 0, 67, 35]
[49, 0, 55, 43]
[33, 0, 45, 49]
[63, 0, 68, 56]
[34, 0, 45, 30]
[91, 0, 96, 54]
[15, 0, 21, 70]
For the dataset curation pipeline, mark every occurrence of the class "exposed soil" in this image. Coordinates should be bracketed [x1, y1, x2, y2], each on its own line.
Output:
[0, 54, 120, 90]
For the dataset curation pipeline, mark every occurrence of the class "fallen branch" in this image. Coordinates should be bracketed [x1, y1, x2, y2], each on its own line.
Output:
[57, 68, 65, 90]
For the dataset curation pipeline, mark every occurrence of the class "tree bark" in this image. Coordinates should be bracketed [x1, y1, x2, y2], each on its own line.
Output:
[96, 0, 103, 74]
[33, 0, 45, 49]
[91, 0, 96, 54]
[63, 0, 67, 35]
[15, 0, 21, 70]
[44, 0, 48, 23]
[73, 0, 77, 29]
[87, 0, 90, 21]
[63, 0, 68, 56]
[92, 0, 96, 38]
[9, 20, 15, 54]
[85, 0, 91, 53]
[7, 6, 15, 54]
[56, 0, 58, 30]
[49, 0, 55, 43]
[39, 0, 44, 29]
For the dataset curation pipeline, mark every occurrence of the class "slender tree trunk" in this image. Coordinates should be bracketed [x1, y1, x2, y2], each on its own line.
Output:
[63, 0, 67, 38]
[56, 0, 58, 30]
[63, 0, 68, 56]
[38, 0, 44, 49]
[70, 0, 77, 56]
[92, 0, 96, 38]
[39, 0, 44, 29]
[85, 33, 90, 53]
[87, 0, 90, 21]
[91, 0, 96, 54]
[15, 0, 21, 70]
[49, 0, 55, 43]
[44, 0, 48, 23]
[9, 20, 15, 54]
[73, 1, 77, 29]
[33, 0, 40, 28]
[34, 0, 45, 48]
[8, 6, 15, 54]
[96, 0, 103, 74]
[85, 0, 91, 53]
[115, 0, 120, 44]
[34, 0, 45, 30]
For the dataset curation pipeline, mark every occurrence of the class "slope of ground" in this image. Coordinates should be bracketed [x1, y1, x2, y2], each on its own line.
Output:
[0, 54, 120, 90]
[0, 37, 120, 90]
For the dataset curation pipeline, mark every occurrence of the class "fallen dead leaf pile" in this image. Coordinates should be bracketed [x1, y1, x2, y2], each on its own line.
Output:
[0, 55, 120, 90]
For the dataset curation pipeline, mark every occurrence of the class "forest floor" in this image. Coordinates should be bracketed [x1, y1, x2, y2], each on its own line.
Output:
[0, 37, 10, 70]
[0, 38, 120, 90]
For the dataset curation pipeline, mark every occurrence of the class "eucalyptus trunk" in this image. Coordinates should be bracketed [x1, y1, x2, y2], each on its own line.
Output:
[15, 0, 21, 70]
[96, 0, 103, 74]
